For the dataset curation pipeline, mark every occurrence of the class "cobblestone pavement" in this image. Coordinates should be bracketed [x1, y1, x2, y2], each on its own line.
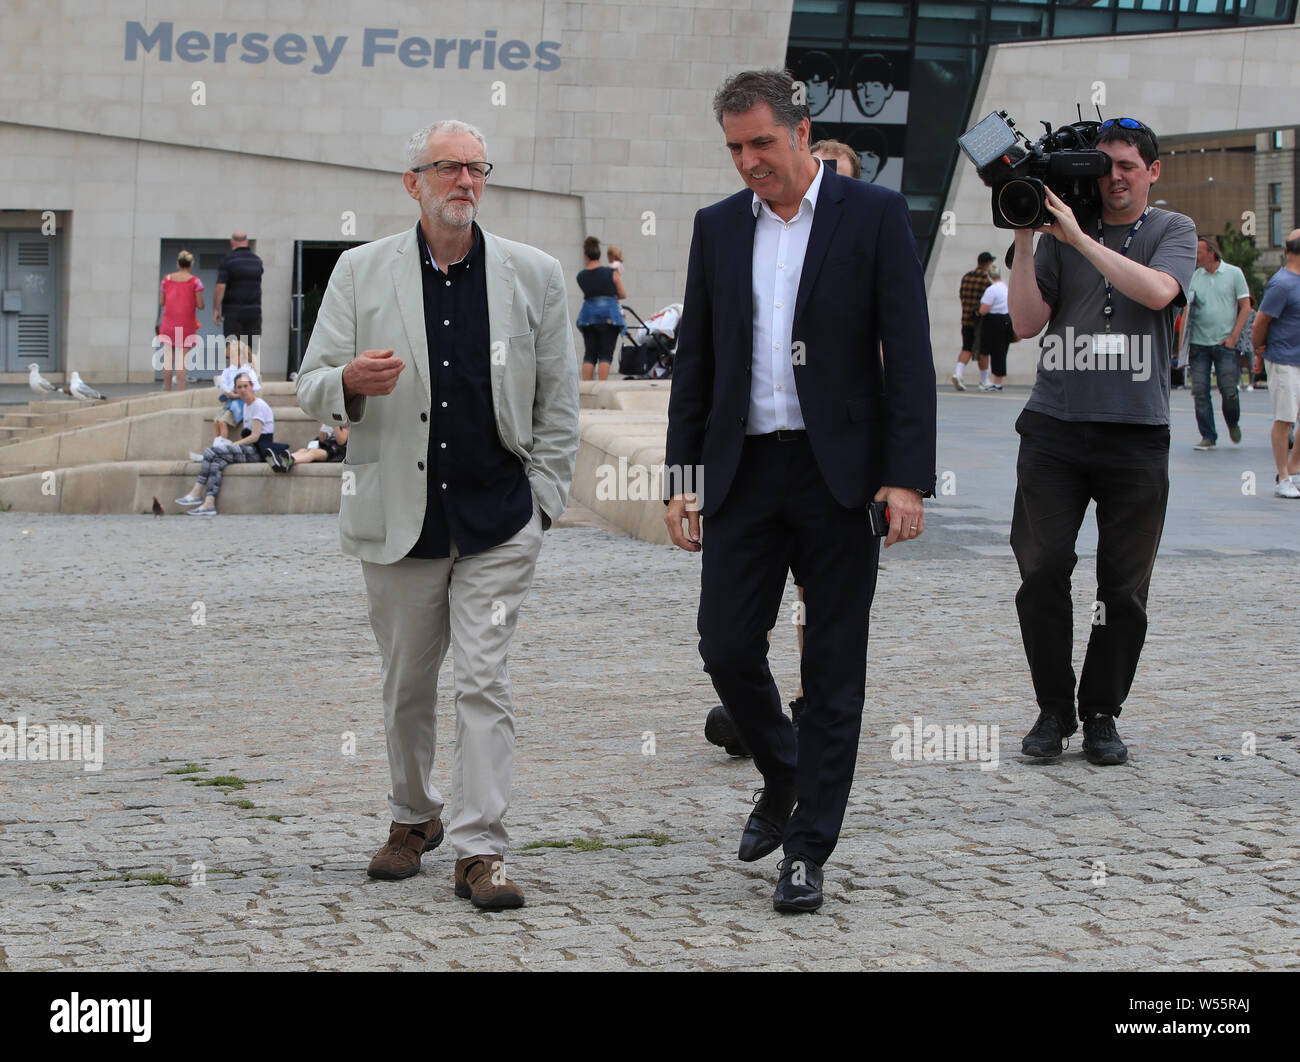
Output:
[2, 388, 1298, 971]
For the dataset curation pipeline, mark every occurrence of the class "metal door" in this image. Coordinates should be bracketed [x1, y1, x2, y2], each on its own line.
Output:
[1, 230, 62, 371]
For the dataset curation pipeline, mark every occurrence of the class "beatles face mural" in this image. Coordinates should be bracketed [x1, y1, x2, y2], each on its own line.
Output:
[787, 46, 910, 192]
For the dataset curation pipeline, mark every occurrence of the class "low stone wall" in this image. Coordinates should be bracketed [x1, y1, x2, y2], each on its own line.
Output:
[0, 459, 345, 515]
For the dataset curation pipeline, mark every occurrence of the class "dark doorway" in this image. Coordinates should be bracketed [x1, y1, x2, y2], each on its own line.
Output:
[289, 241, 362, 377]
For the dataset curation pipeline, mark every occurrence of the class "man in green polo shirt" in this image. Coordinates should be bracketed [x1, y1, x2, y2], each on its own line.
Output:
[1187, 234, 1250, 450]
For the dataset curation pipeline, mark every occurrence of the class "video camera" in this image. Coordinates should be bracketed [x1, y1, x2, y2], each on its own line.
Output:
[958, 110, 1111, 229]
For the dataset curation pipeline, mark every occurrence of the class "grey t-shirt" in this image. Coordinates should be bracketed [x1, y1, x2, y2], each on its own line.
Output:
[1025, 207, 1197, 425]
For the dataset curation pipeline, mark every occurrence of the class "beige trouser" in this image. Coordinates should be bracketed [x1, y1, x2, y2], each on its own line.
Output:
[360, 506, 543, 859]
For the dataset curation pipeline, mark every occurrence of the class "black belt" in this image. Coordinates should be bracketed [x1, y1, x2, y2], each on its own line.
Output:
[752, 429, 808, 442]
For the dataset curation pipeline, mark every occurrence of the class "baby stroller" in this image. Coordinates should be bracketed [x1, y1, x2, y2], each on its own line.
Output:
[618, 303, 681, 379]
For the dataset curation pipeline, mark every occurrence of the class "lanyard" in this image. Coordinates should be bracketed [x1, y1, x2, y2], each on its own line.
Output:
[1097, 205, 1151, 332]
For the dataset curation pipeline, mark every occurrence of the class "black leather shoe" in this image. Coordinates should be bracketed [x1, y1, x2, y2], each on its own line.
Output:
[738, 784, 796, 862]
[705, 704, 751, 758]
[1082, 713, 1128, 765]
[773, 854, 823, 913]
[1021, 710, 1077, 758]
[788, 696, 805, 730]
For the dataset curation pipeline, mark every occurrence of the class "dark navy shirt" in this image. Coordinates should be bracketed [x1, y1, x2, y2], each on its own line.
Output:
[407, 222, 532, 559]
[577, 265, 618, 298]
[216, 247, 264, 313]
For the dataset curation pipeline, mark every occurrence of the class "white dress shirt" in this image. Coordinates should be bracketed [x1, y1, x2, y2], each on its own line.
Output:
[748, 158, 826, 434]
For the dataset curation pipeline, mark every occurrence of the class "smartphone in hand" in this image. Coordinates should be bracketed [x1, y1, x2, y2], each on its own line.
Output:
[867, 500, 889, 537]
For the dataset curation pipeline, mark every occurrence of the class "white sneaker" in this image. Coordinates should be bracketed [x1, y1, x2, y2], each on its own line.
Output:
[175, 494, 202, 506]
[186, 504, 217, 516]
[1274, 476, 1300, 499]
[951, 373, 966, 392]
[977, 381, 995, 391]
[188, 451, 205, 463]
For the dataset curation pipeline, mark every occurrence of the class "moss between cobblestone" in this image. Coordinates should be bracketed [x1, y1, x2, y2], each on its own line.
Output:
[225, 799, 256, 809]
[519, 833, 673, 852]
[193, 775, 247, 789]
[85, 872, 188, 887]
[164, 763, 207, 775]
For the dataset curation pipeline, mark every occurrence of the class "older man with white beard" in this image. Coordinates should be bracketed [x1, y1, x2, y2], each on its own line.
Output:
[296, 119, 579, 909]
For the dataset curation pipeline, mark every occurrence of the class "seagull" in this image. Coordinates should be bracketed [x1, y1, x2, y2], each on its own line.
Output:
[67, 371, 108, 401]
[28, 363, 61, 396]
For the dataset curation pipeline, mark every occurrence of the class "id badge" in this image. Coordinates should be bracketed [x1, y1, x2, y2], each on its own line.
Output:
[1093, 333, 1125, 359]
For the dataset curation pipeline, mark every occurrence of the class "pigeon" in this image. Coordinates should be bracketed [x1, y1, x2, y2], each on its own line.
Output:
[67, 371, 107, 401]
[152, 497, 165, 518]
[28, 363, 61, 396]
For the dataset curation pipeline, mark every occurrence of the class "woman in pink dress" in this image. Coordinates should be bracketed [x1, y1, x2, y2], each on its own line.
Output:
[158, 250, 205, 391]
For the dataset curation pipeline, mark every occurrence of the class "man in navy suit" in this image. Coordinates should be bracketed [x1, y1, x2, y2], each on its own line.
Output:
[664, 69, 936, 912]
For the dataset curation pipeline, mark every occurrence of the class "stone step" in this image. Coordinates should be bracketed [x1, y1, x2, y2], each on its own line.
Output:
[0, 407, 326, 471]
[0, 426, 39, 444]
[0, 459, 345, 515]
[1, 379, 676, 543]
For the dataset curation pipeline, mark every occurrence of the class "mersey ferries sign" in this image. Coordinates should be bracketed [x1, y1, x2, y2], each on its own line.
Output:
[124, 21, 563, 75]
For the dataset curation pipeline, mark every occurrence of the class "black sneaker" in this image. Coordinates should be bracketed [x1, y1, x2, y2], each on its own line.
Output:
[1021, 710, 1077, 758]
[1082, 713, 1128, 765]
[788, 696, 805, 730]
[704, 704, 751, 758]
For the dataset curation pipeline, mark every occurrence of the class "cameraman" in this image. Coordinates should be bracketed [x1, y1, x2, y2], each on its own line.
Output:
[1007, 118, 1196, 765]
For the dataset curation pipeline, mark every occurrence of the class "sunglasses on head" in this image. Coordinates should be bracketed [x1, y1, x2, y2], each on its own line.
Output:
[1100, 117, 1146, 131]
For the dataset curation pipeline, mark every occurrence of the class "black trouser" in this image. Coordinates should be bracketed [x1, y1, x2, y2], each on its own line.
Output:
[580, 323, 621, 364]
[222, 311, 261, 342]
[698, 433, 879, 866]
[980, 314, 1012, 377]
[1010, 410, 1169, 722]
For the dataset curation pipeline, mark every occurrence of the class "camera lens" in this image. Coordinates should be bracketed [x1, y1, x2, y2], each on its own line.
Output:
[998, 179, 1043, 228]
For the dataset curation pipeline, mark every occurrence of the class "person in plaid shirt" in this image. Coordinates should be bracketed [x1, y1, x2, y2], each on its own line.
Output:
[953, 251, 995, 390]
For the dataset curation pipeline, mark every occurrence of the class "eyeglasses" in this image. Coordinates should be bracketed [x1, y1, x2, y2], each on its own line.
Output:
[1100, 117, 1146, 132]
[409, 160, 493, 181]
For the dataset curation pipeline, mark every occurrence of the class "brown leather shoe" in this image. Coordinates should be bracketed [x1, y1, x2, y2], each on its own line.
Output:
[454, 854, 525, 909]
[366, 818, 444, 880]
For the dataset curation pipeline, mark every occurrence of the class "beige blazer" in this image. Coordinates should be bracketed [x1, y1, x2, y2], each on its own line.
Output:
[296, 225, 580, 564]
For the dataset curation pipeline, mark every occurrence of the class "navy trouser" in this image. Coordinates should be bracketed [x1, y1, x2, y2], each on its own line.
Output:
[698, 434, 879, 866]
[1010, 410, 1169, 722]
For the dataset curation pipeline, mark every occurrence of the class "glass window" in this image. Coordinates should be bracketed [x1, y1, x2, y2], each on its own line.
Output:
[1117, 12, 1179, 30]
[791, 0, 850, 39]
[1175, 0, 1240, 25]
[990, 3, 1050, 41]
[1274, 130, 1285, 149]
[1271, 208, 1283, 247]
[915, 3, 985, 45]
[1270, 182, 1282, 206]
[1053, 8, 1116, 36]
[852, 1, 911, 39]
[1241, 0, 1294, 24]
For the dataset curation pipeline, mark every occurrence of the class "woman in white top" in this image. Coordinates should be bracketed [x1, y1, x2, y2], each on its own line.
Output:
[977, 265, 1014, 391]
[175, 373, 274, 515]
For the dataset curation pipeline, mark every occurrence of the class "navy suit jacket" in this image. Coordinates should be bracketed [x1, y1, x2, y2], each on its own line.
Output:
[665, 165, 937, 517]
